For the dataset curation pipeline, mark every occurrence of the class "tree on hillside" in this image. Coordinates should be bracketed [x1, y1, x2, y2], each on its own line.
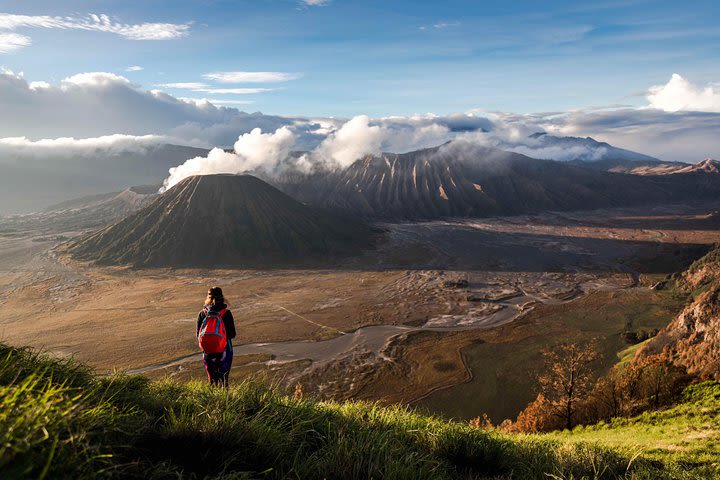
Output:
[513, 393, 561, 432]
[634, 354, 689, 408]
[587, 354, 688, 421]
[537, 340, 601, 430]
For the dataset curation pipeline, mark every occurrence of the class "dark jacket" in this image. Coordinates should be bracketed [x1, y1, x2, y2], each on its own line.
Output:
[197, 303, 237, 344]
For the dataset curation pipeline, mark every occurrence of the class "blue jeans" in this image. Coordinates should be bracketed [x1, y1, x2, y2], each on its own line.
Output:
[203, 343, 233, 387]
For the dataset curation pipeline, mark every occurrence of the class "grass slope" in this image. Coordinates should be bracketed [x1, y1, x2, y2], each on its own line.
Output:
[0, 343, 683, 480]
[545, 382, 720, 478]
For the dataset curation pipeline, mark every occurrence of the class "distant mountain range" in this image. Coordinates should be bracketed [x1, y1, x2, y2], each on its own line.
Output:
[0, 133, 687, 215]
[497, 132, 689, 173]
[10, 136, 719, 238]
[0, 185, 158, 233]
[0, 144, 207, 214]
[275, 143, 720, 220]
[600, 158, 720, 176]
[526, 132, 663, 163]
[67, 174, 377, 267]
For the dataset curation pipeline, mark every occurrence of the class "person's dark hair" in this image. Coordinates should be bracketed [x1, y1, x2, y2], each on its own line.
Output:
[205, 286, 225, 306]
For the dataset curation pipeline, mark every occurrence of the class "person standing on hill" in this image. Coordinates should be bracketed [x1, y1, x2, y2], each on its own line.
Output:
[197, 286, 236, 388]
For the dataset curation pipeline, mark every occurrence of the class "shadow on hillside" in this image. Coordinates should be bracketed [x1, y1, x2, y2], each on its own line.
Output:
[522, 199, 720, 232]
[351, 226, 711, 274]
[114, 226, 712, 275]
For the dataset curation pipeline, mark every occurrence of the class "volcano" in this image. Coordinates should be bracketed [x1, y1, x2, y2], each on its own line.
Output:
[276, 143, 720, 221]
[67, 174, 377, 267]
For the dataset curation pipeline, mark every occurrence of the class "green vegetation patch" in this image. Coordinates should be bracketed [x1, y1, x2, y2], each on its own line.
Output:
[0, 343, 676, 479]
[616, 341, 646, 367]
[544, 381, 720, 478]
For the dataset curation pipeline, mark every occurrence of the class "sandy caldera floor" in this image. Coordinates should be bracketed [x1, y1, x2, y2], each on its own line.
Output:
[0, 200, 719, 420]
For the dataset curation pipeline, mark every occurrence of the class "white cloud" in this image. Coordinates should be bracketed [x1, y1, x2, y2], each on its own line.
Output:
[419, 21, 460, 31]
[647, 73, 720, 112]
[548, 108, 720, 163]
[162, 148, 238, 191]
[156, 82, 273, 94]
[125, 65, 144, 72]
[162, 126, 296, 190]
[0, 69, 295, 145]
[194, 87, 273, 94]
[306, 115, 454, 168]
[433, 21, 460, 29]
[301, 0, 331, 5]
[178, 97, 255, 106]
[1, 67, 717, 180]
[455, 106, 720, 163]
[203, 71, 302, 83]
[156, 82, 209, 89]
[0, 133, 166, 157]
[233, 127, 296, 169]
[162, 115, 448, 188]
[313, 115, 384, 168]
[28, 81, 50, 90]
[209, 99, 255, 105]
[0, 13, 190, 41]
[0, 32, 30, 52]
[62, 71, 131, 88]
[161, 115, 457, 189]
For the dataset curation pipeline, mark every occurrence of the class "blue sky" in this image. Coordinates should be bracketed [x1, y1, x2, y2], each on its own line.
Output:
[1, 0, 719, 117]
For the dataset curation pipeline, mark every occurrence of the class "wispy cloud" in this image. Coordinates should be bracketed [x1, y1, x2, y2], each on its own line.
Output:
[0, 12, 190, 42]
[156, 82, 209, 89]
[156, 82, 273, 94]
[420, 21, 460, 31]
[300, 0, 331, 6]
[203, 71, 302, 83]
[179, 98, 255, 106]
[432, 21, 460, 29]
[125, 65, 143, 72]
[195, 87, 273, 94]
[0, 32, 30, 53]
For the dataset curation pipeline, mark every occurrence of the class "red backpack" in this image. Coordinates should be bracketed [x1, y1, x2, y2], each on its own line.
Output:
[198, 307, 228, 354]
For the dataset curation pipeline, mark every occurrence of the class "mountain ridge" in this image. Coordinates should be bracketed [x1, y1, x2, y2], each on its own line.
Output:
[274, 142, 720, 220]
[638, 244, 720, 378]
[66, 174, 377, 267]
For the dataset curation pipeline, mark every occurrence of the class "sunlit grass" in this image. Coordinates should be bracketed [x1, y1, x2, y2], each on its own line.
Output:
[0, 343, 714, 479]
[544, 382, 720, 478]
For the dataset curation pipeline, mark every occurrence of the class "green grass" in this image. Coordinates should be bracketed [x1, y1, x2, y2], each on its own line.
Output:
[615, 340, 647, 367]
[0, 342, 693, 479]
[544, 382, 720, 478]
